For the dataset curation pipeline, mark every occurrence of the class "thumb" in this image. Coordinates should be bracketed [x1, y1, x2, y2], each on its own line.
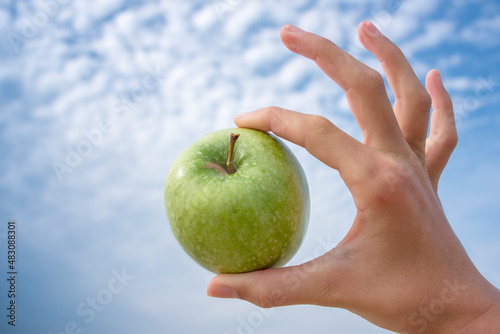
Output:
[207, 255, 342, 308]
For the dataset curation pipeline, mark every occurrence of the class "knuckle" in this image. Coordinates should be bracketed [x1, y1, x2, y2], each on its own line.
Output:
[302, 115, 334, 151]
[370, 155, 420, 203]
[415, 90, 432, 111]
[264, 106, 285, 120]
[432, 127, 458, 156]
[450, 132, 458, 149]
[267, 107, 287, 134]
[304, 115, 332, 133]
[265, 106, 285, 113]
[442, 131, 458, 152]
[357, 69, 385, 91]
[398, 90, 432, 122]
[255, 285, 280, 308]
[311, 37, 335, 64]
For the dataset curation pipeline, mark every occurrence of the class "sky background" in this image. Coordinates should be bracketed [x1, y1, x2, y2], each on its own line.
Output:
[0, 0, 499, 333]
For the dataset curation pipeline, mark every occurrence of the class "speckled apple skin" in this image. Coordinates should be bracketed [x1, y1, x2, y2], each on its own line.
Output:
[164, 128, 310, 274]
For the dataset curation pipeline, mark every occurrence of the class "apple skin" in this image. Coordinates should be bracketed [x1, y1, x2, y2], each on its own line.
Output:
[164, 128, 310, 274]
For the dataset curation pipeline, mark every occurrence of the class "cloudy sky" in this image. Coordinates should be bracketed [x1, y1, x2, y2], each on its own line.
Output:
[0, 0, 499, 333]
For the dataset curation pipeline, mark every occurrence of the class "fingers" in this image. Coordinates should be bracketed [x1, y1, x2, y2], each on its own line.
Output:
[279, 24, 406, 151]
[424, 70, 458, 190]
[207, 256, 342, 308]
[234, 107, 367, 175]
[357, 21, 432, 160]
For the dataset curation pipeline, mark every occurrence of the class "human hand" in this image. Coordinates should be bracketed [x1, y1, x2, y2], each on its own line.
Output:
[207, 22, 500, 333]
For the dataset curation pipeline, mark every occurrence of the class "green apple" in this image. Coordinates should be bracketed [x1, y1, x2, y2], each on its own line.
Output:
[164, 128, 309, 274]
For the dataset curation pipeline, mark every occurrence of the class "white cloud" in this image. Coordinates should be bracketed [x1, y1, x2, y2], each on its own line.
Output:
[72, 0, 125, 32]
[0, 8, 11, 32]
[384, 14, 419, 42]
[400, 20, 455, 57]
[223, 2, 268, 40]
[443, 76, 476, 91]
[398, 0, 438, 16]
[460, 14, 500, 46]
[1, 1, 499, 333]
[243, 34, 285, 70]
[192, 4, 219, 31]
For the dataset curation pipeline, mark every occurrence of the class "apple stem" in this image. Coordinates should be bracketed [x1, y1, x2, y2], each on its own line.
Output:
[226, 133, 240, 174]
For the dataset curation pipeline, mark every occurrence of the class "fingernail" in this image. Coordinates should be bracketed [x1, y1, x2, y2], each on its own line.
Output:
[234, 112, 250, 121]
[435, 70, 443, 86]
[285, 24, 305, 33]
[208, 285, 239, 299]
[366, 21, 382, 36]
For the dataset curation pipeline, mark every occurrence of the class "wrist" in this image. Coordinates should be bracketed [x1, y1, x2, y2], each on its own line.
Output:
[403, 273, 500, 334]
[453, 286, 500, 334]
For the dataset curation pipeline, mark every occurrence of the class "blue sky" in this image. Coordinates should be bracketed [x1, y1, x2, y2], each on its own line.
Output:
[0, 0, 499, 333]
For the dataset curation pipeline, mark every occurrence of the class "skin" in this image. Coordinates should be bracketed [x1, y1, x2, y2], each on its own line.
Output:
[206, 22, 500, 333]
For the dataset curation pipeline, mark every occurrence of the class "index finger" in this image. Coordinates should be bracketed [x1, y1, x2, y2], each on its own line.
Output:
[234, 107, 367, 176]
[280, 24, 407, 152]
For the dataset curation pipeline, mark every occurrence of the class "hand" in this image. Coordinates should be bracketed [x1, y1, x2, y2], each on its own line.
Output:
[207, 22, 500, 333]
